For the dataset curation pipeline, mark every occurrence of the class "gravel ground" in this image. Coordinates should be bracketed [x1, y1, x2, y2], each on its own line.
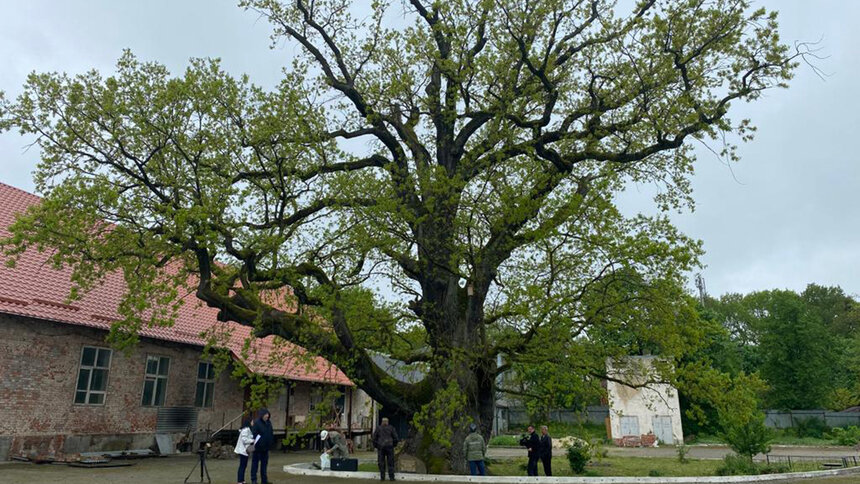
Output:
[1, 449, 352, 484]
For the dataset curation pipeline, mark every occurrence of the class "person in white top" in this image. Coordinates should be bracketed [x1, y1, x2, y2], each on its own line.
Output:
[234, 416, 255, 484]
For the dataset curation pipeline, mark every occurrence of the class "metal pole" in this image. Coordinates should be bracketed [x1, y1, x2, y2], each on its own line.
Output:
[209, 411, 245, 439]
[348, 387, 354, 440]
[285, 381, 292, 437]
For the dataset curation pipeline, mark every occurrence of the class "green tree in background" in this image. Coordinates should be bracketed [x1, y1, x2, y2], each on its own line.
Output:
[697, 284, 860, 411]
[702, 293, 763, 374]
[1, 0, 801, 470]
[752, 290, 838, 409]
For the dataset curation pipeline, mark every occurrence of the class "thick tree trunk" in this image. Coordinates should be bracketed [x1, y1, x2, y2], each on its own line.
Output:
[405, 296, 496, 473]
[396, 194, 499, 473]
[404, 381, 495, 474]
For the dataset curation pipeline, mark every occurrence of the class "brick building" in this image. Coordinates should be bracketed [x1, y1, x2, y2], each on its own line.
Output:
[0, 182, 373, 460]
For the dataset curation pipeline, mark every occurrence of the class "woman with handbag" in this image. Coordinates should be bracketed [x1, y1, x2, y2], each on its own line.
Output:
[234, 416, 255, 484]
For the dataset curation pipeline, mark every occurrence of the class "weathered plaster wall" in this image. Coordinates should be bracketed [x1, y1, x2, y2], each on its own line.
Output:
[606, 356, 683, 445]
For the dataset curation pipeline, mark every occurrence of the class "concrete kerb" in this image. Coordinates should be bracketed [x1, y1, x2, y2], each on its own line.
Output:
[284, 462, 860, 483]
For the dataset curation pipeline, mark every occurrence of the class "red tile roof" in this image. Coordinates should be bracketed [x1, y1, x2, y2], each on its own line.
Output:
[0, 182, 352, 386]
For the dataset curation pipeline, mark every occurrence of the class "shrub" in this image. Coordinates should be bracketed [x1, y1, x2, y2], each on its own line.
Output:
[590, 438, 608, 462]
[826, 426, 860, 446]
[715, 455, 760, 476]
[715, 455, 793, 476]
[648, 469, 663, 477]
[792, 417, 829, 439]
[676, 443, 691, 464]
[565, 439, 591, 474]
[488, 435, 520, 446]
[721, 413, 773, 458]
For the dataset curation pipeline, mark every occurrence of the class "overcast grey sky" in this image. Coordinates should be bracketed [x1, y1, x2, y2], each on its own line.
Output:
[1, 1, 858, 298]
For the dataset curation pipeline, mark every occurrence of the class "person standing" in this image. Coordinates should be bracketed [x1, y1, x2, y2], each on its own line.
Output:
[233, 415, 255, 484]
[462, 423, 487, 476]
[251, 408, 274, 484]
[539, 425, 552, 476]
[372, 417, 399, 481]
[522, 425, 540, 476]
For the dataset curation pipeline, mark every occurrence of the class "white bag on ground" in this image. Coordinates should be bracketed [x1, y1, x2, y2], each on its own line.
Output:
[320, 452, 331, 470]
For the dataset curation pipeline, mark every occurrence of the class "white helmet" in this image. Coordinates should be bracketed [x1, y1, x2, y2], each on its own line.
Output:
[320, 430, 329, 440]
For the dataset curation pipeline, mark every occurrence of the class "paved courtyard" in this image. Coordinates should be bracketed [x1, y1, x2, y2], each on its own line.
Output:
[2, 447, 859, 484]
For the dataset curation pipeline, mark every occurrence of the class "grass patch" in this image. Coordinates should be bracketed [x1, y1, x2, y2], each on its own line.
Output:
[488, 435, 520, 446]
[492, 423, 608, 446]
[687, 430, 846, 447]
[363, 455, 824, 477]
[716, 455, 823, 475]
[546, 422, 608, 441]
[486, 456, 722, 477]
[771, 435, 838, 446]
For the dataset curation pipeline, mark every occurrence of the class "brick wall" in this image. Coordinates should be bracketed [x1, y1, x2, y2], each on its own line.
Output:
[0, 313, 244, 458]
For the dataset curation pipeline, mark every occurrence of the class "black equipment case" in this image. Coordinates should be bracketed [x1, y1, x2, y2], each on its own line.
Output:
[331, 458, 358, 471]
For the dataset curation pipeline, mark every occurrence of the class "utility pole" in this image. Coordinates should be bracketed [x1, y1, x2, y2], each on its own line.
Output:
[695, 273, 707, 306]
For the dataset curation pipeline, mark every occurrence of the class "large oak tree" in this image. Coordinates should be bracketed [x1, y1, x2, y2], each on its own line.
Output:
[1, 0, 800, 471]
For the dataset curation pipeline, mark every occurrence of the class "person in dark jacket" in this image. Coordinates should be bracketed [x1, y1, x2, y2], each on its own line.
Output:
[251, 408, 274, 484]
[521, 425, 540, 476]
[372, 417, 399, 481]
[539, 425, 552, 476]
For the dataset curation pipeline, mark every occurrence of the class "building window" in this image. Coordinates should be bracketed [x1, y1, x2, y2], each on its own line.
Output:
[75, 346, 112, 405]
[620, 415, 640, 436]
[142, 355, 170, 407]
[195, 361, 215, 408]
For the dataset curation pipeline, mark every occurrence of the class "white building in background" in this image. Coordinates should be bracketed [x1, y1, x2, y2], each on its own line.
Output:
[606, 356, 683, 446]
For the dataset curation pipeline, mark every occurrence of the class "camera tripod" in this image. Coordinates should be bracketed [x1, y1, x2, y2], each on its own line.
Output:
[183, 411, 244, 483]
[183, 444, 212, 484]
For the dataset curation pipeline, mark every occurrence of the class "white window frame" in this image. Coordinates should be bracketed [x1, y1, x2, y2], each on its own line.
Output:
[75, 346, 112, 405]
[620, 415, 640, 436]
[141, 355, 170, 407]
[195, 361, 216, 408]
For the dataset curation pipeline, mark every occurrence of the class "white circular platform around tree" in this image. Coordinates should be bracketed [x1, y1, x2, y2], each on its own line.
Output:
[284, 462, 860, 483]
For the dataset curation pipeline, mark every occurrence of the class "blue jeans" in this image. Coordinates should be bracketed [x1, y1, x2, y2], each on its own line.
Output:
[468, 460, 486, 475]
[237, 454, 249, 482]
[251, 450, 269, 483]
